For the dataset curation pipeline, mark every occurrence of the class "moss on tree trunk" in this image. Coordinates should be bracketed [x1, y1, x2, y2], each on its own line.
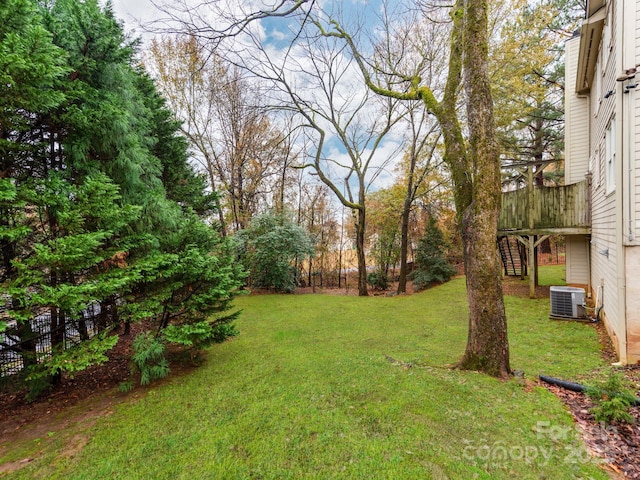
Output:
[314, 0, 511, 375]
[455, 0, 510, 378]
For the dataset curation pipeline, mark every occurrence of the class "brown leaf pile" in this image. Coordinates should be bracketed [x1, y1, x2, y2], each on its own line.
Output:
[542, 374, 640, 479]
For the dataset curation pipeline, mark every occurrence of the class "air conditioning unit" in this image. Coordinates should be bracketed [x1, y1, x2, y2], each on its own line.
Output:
[550, 286, 586, 319]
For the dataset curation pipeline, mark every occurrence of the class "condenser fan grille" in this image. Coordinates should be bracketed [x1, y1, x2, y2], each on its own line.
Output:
[550, 286, 585, 319]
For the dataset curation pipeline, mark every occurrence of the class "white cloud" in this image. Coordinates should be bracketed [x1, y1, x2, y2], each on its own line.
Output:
[108, 0, 407, 191]
[109, 0, 158, 26]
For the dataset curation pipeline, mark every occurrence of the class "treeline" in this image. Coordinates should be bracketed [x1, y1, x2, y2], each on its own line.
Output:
[0, 0, 243, 397]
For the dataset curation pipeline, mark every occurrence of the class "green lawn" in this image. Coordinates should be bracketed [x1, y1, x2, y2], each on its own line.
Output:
[1, 266, 610, 479]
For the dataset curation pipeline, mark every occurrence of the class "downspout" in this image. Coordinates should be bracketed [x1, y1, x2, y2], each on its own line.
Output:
[586, 234, 592, 298]
[586, 63, 594, 308]
[614, 0, 628, 364]
[627, 81, 634, 243]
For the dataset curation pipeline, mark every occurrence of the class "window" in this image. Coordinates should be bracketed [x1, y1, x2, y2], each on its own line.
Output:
[606, 118, 616, 193]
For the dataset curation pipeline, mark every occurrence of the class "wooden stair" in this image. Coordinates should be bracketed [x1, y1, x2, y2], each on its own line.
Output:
[498, 236, 525, 277]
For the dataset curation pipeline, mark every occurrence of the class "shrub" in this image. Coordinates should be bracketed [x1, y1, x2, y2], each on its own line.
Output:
[129, 332, 170, 386]
[586, 371, 637, 425]
[367, 271, 389, 290]
[163, 320, 239, 352]
[235, 211, 314, 292]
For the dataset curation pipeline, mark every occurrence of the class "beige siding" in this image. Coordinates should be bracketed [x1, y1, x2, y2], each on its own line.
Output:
[565, 236, 589, 284]
[619, 0, 638, 244]
[626, 247, 640, 363]
[636, 114, 640, 231]
[626, 0, 640, 362]
[589, 0, 625, 356]
[636, 0, 640, 67]
[634, 0, 640, 234]
[590, 149, 621, 350]
[565, 37, 590, 185]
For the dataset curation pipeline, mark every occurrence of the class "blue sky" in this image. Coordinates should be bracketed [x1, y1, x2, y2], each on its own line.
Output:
[108, 0, 415, 192]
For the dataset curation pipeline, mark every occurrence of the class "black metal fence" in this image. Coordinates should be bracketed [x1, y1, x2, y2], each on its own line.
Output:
[0, 302, 110, 378]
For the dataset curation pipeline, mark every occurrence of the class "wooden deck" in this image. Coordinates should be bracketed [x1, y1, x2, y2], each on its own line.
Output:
[498, 179, 591, 235]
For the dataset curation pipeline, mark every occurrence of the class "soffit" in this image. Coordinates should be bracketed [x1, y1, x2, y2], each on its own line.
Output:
[575, 6, 607, 95]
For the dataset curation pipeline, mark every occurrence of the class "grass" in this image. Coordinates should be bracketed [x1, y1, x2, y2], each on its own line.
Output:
[1, 266, 610, 479]
[537, 264, 566, 286]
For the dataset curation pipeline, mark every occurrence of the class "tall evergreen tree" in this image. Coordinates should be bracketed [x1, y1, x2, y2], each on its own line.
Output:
[0, 0, 67, 283]
[5, 174, 140, 394]
[1, 0, 243, 396]
[412, 217, 456, 291]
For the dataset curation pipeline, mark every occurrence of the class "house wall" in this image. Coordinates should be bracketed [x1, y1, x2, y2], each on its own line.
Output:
[626, 0, 640, 363]
[584, 0, 626, 358]
[630, 0, 640, 237]
[565, 37, 591, 185]
[566, 0, 640, 363]
[565, 235, 589, 284]
[627, 247, 640, 362]
[564, 38, 592, 290]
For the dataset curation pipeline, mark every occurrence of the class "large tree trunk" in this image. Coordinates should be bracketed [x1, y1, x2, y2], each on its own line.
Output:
[354, 207, 368, 296]
[397, 172, 414, 294]
[456, 0, 510, 378]
[459, 208, 510, 377]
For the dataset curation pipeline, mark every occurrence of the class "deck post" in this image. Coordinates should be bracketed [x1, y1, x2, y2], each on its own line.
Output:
[515, 234, 551, 298]
[528, 168, 535, 298]
[528, 235, 536, 298]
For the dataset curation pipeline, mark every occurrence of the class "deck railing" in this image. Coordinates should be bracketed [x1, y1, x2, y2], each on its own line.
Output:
[498, 179, 591, 234]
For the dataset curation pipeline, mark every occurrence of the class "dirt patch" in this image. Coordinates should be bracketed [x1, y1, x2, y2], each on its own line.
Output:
[0, 323, 137, 475]
[0, 322, 139, 429]
[0, 457, 34, 475]
[0, 321, 202, 475]
[0, 388, 125, 475]
[58, 433, 90, 460]
[501, 274, 551, 299]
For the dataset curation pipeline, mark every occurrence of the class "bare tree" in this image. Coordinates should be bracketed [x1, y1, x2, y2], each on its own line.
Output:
[397, 109, 441, 293]
[360, 0, 509, 375]
[294, 182, 338, 288]
[148, 6, 404, 295]
[146, 35, 297, 232]
[149, 0, 510, 375]
[279, 37, 403, 296]
[364, 6, 449, 294]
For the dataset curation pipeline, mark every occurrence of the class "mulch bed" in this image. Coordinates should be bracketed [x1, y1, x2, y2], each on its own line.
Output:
[541, 369, 640, 479]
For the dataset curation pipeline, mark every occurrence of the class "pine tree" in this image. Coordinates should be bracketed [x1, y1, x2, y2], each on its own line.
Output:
[412, 218, 456, 291]
[1, 0, 244, 395]
[0, 0, 67, 282]
[5, 174, 140, 396]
